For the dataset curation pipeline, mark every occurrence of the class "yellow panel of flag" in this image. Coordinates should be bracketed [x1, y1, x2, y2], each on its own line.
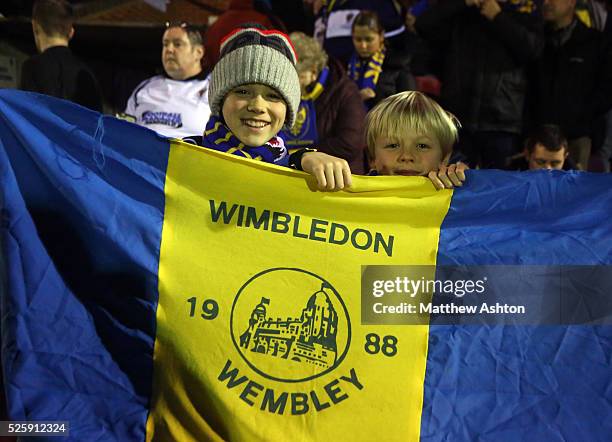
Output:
[146, 141, 453, 441]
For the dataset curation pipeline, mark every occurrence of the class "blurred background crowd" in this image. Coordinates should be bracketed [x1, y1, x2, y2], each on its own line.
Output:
[1, 0, 611, 173]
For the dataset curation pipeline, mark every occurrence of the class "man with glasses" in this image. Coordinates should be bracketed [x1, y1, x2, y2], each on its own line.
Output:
[123, 22, 211, 138]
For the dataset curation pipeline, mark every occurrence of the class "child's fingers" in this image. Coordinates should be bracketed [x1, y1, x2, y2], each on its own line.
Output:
[456, 162, 468, 182]
[447, 164, 463, 187]
[448, 174, 463, 187]
[331, 165, 345, 190]
[332, 161, 352, 190]
[456, 168, 466, 182]
[304, 153, 351, 191]
[323, 163, 336, 190]
[437, 165, 454, 188]
[313, 167, 328, 189]
[439, 174, 454, 189]
[343, 165, 353, 188]
[427, 170, 445, 190]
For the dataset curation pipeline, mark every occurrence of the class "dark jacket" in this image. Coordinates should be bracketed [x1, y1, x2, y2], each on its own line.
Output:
[415, 0, 544, 134]
[316, 57, 367, 174]
[20, 46, 103, 112]
[530, 19, 612, 139]
[365, 48, 416, 108]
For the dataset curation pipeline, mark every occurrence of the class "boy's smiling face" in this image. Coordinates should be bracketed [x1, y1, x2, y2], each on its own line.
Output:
[222, 84, 287, 147]
[372, 129, 449, 176]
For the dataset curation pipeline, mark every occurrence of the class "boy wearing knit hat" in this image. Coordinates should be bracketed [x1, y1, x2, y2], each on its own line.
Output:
[186, 27, 352, 190]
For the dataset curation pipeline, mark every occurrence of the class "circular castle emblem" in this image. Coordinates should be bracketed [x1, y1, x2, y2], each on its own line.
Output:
[230, 268, 351, 383]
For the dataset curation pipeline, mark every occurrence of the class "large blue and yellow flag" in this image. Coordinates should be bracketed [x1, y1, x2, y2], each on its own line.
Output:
[1, 90, 611, 441]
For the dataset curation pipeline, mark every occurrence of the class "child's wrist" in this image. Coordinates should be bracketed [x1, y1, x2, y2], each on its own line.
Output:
[289, 148, 318, 170]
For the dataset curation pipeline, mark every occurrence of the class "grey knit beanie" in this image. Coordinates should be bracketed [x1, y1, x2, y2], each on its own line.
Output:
[208, 28, 301, 129]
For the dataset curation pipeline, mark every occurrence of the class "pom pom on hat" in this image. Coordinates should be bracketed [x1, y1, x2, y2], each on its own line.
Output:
[208, 28, 301, 129]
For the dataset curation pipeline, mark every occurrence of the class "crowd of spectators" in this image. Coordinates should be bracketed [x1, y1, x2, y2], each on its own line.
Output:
[17, 0, 612, 173]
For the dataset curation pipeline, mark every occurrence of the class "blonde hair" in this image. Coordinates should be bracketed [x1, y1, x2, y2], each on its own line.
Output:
[365, 91, 459, 160]
[289, 31, 328, 74]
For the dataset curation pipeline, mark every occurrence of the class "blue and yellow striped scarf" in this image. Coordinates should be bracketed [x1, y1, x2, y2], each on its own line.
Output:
[281, 66, 329, 153]
[197, 115, 288, 165]
[348, 48, 386, 96]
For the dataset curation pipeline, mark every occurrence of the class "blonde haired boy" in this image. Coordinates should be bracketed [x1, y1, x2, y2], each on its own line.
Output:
[366, 91, 467, 189]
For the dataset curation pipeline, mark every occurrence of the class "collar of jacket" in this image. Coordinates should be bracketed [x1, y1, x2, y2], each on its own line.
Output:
[548, 18, 578, 47]
[163, 69, 209, 82]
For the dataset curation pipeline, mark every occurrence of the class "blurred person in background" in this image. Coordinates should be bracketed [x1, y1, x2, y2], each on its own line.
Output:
[20, 0, 103, 112]
[416, 0, 544, 169]
[529, 0, 612, 170]
[312, 0, 409, 64]
[508, 124, 575, 170]
[122, 22, 211, 139]
[280, 32, 367, 174]
[204, 0, 278, 69]
[262, 0, 318, 33]
[349, 10, 416, 109]
[397, 0, 444, 97]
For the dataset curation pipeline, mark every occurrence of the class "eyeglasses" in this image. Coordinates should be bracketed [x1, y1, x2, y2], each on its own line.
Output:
[163, 21, 203, 45]
[165, 21, 189, 29]
[164, 21, 202, 34]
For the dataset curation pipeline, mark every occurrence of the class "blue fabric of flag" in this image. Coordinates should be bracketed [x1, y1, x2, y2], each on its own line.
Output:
[423, 170, 612, 441]
[0, 90, 168, 441]
[3, 89, 612, 441]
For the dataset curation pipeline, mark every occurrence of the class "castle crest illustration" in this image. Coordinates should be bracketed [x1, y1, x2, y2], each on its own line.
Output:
[239, 283, 339, 369]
